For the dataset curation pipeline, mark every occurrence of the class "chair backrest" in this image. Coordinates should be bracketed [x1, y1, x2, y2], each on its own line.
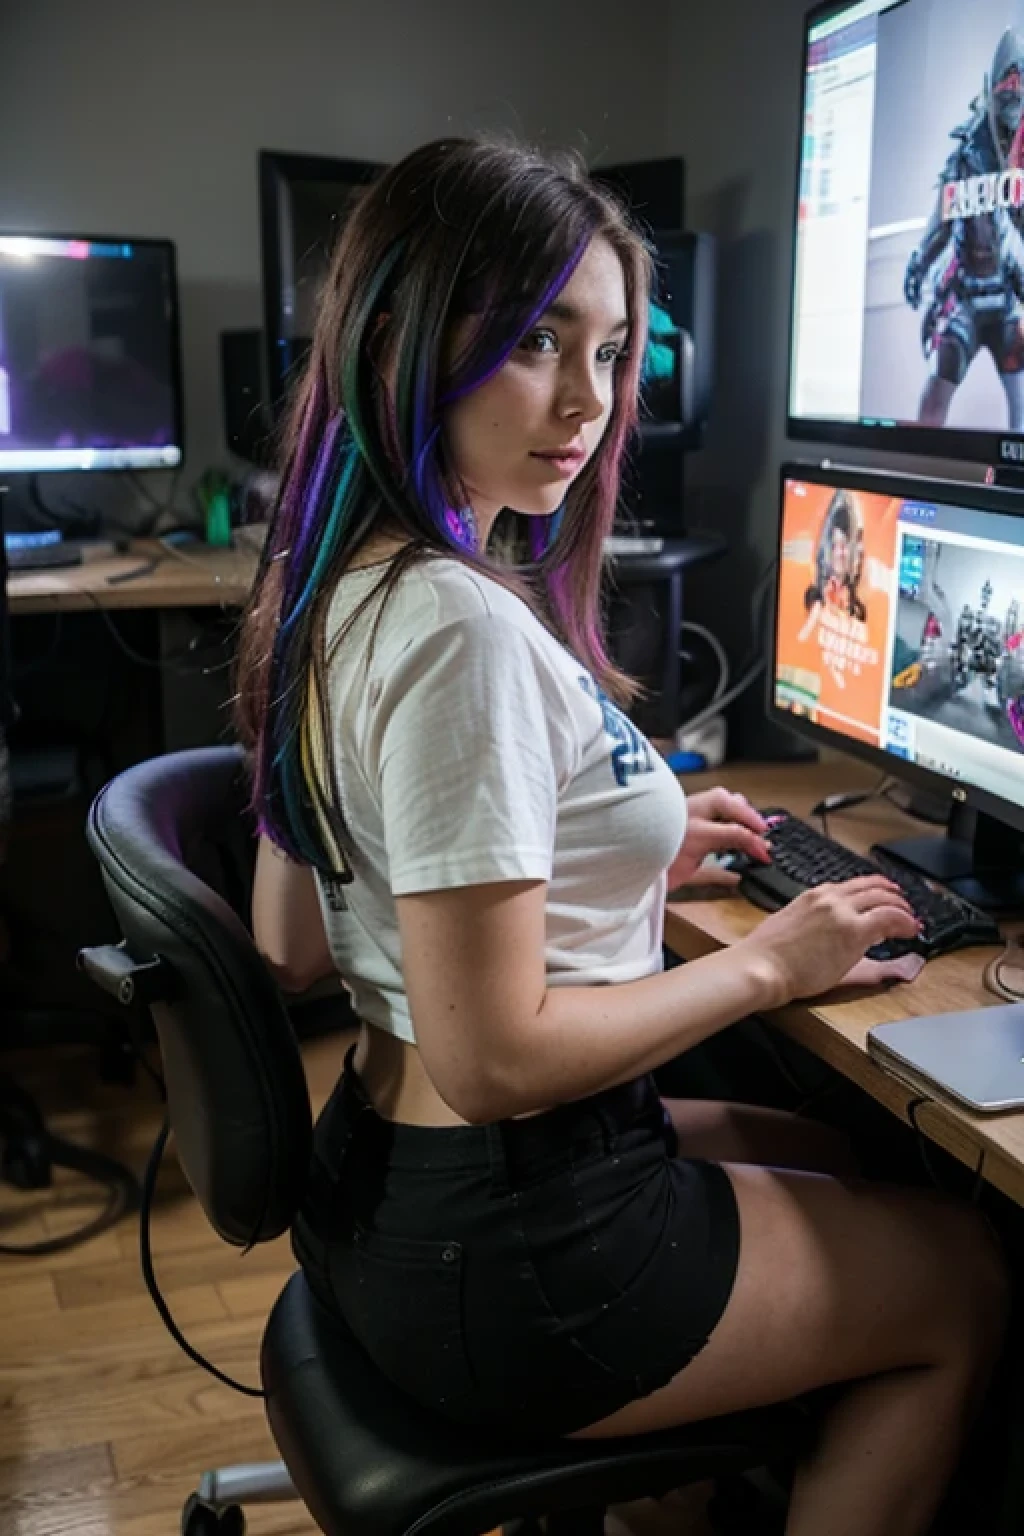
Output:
[85, 745, 313, 1245]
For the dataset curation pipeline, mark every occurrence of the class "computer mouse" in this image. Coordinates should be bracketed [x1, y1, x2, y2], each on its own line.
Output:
[708, 849, 758, 876]
[865, 935, 929, 962]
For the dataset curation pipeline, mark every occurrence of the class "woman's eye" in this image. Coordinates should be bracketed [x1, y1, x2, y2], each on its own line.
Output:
[519, 329, 558, 355]
[598, 343, 627, 366]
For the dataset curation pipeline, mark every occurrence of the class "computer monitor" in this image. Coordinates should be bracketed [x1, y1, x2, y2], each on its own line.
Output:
[0, 234, 183, 474]
[259, 150, 385, 415]
[772, 462, 1024, 909]
[788, 0, 1024, 475]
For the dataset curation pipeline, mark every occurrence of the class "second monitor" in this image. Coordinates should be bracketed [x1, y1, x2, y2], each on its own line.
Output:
[772, 462, 1024, 910]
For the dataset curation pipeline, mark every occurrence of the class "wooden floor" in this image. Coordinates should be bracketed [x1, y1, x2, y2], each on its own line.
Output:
[0, 1031, 711, 1536]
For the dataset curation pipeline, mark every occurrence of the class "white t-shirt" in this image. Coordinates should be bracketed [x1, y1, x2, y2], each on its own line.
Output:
[312, 556, 687, 1044]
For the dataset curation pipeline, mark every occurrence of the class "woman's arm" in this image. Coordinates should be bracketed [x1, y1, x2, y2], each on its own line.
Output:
[396, 873, 918, 1124]
[252, 835, 337, 994]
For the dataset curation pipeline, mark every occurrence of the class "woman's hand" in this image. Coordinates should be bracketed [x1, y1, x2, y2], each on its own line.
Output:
[667, 787, 771, 891]
[743, 876, 921, 1004]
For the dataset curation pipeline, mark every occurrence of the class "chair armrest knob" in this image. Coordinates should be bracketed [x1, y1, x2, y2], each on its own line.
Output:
[77, 942, 176, 1006]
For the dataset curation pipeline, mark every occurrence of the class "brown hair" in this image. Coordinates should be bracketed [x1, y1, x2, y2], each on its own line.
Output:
[235, 136, 652, 868]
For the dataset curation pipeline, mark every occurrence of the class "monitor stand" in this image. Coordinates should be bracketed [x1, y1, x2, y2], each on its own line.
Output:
[874, 802, 1024, 914]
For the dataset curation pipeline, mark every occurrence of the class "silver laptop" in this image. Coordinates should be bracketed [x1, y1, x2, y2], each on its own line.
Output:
[868, 1005, 1024, 1114]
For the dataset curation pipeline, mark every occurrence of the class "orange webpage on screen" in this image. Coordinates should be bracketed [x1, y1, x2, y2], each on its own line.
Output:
[775, 480, 901, 746]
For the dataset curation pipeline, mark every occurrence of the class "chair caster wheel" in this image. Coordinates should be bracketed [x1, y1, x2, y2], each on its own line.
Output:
[181, 1493, 246, 1536]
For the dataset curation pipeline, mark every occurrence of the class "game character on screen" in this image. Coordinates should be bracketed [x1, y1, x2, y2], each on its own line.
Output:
[798, 488, 867, 645]
[904, 28, 1024, 430]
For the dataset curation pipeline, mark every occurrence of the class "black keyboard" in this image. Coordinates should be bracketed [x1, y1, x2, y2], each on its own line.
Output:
[6, 541, 83, 570]
[729, 808, 1002, 962]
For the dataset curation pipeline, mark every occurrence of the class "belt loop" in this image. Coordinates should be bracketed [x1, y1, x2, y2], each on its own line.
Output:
[485, 1121, 511, 1198]
[593, 1100, 621, 1154]
[337, 1042, 380, 1162]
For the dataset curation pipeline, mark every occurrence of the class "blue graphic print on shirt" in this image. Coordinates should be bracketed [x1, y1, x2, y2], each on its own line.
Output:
[579, 676, 654, 788]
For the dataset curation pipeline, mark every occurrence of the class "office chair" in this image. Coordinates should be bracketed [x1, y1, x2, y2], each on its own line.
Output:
[79, 745, 807, 1536]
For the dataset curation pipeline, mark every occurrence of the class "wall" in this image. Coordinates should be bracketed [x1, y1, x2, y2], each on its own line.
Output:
[0, 0, 671, 499]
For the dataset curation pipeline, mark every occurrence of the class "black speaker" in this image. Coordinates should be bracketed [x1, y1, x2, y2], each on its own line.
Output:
[651, 230, 717, 448]
[606, 560, 685, 741]
[619, 231, 717, 539]
[220, 329, 272, 463]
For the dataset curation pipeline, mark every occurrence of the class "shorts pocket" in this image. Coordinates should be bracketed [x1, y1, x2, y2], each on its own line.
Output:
[327, 1223, 476, 1412]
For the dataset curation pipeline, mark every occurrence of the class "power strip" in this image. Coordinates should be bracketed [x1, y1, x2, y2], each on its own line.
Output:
[674, 714, 727, 769]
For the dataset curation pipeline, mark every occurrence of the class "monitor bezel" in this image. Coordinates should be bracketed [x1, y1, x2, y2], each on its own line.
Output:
[785, 0, 1024, 474]
[259, 149, 385, 416]
[0, 231, 185, 475]
[770, 459, 1024, 838]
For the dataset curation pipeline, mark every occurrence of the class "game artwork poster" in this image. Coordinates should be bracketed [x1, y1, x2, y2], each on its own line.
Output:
[861, 0, 1024, 433]
[775, 483, 901, 744]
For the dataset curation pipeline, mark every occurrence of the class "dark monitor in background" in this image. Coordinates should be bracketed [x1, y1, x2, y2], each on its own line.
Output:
[247, 149, 713, 537]
[254, 150, 696, 430]
[259, 150, 384, 417]
[772, 463, 1024, 909]
[788, 0, 1024, 474]
[592, 156, 685, 234]
[0, 235, 183, 474]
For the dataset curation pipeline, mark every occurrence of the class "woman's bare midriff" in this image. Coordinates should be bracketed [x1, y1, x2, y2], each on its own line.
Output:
[352, 1024, 476, 1126]
[344, 534, 542, 1129]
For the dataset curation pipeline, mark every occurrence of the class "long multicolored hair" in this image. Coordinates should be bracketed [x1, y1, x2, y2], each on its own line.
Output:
[236, 137, 652, 872]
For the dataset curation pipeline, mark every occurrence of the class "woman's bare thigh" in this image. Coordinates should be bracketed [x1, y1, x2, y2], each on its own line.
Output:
[663, 1097, 857, 1175]
[570, 1162, 1006, 1439]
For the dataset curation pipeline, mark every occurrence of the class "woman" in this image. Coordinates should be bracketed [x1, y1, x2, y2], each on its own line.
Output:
[238, 138, 1007, 1536]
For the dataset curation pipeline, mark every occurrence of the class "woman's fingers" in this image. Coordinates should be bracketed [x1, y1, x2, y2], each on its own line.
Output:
[704, 789, 768, 836]
[694, 821, 771, 863]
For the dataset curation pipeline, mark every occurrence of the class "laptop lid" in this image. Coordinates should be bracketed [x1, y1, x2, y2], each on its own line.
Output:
[868, 1006, 1024, 1114]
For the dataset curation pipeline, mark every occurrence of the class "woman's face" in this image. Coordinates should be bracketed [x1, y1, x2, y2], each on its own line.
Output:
[830, 526, 850, 581]
[442, 235, 630, 543]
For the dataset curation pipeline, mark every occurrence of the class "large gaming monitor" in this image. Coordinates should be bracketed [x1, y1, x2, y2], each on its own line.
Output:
[772, 462, 1024, 907]
[789, 0, 1024, 472]
[0, 234, 183, 473]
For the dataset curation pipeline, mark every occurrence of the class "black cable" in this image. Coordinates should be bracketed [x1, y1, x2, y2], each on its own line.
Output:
[124, 469, 186, 535]
[28, 474, 98, 536]
[0, 1164, 129, 1257]
[0, 1070, 139, 1256]
[906, 1095, 946, 1188]
[139, 1115, 266, 1398]
[906, 1094, 987, 1201]
[84, 595, 200, 671]
[125, 470, 164, 514]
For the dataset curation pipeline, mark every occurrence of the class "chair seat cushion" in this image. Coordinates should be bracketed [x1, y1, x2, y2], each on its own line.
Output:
[261, 1271, 807, 1536]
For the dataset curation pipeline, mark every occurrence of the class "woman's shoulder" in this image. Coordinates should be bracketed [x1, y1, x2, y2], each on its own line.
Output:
[334, 552, 538, 641]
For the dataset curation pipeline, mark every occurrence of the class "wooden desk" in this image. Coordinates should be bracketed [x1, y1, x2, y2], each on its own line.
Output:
[665, 756, 1024, 1209]
[7, 533, 262, 616]
[7, 533, 264, 756]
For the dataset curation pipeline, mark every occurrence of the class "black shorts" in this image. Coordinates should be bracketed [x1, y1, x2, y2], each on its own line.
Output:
[292, 1046, 740, 1438]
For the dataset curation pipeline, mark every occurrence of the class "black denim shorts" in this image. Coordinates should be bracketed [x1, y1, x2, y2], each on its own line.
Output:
[292, 1047, 740, 1438]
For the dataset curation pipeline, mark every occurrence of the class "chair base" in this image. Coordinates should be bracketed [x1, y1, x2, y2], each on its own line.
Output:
[197, 1460, 296, 1506]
